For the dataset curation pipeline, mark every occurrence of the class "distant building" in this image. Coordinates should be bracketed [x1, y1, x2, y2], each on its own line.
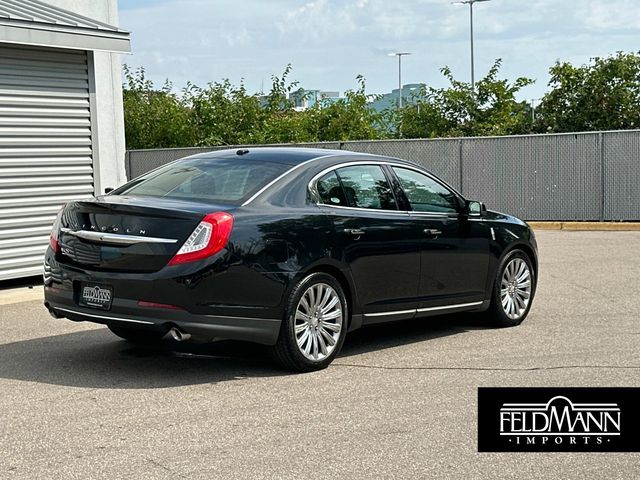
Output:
[289, 89, 341, 111]
[370, 84, 426, 112]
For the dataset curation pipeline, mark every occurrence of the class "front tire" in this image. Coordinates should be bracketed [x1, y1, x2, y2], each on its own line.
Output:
[271, 273, 348, 372]
[485, 250, 535, 327]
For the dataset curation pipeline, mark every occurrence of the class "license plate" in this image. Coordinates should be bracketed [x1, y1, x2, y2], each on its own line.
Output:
[79, 283, 113, 310]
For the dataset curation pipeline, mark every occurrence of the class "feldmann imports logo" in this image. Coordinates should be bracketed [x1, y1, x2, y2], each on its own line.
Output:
[478, 388, 639, 452]
[499, 395, 620, 447]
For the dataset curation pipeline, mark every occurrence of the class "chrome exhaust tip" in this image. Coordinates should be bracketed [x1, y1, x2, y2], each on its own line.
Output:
[165, 327, 191, 342]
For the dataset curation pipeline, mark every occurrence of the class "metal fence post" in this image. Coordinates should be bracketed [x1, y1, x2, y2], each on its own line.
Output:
[599, 132, 605, 222]
[124, 150, 131, 181]
[458, 139, 464, 194]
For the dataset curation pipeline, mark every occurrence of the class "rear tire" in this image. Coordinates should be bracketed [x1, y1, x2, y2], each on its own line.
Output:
[107, 324, 165, 344]
[271, 272, 348, 372]
[485, 249, 535, 328]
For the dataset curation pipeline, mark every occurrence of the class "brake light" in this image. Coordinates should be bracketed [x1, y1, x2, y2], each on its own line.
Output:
[168, 212, 234, 266]
[49, 206, 65, 253]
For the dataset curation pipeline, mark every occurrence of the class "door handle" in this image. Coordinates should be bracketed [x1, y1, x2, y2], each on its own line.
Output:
[423, 228, 442, 237]
[344, 228, 365, 236]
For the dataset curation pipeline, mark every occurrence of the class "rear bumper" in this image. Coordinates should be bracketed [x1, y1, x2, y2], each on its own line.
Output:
[44, 294, 281, 345]
[43, 249, 284, 345]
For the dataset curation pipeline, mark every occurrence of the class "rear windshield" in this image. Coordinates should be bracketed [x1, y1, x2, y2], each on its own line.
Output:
[113, 157, 290, 204]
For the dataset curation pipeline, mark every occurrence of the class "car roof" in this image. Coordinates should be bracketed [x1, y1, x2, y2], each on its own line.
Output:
[191, 147, 362, 166]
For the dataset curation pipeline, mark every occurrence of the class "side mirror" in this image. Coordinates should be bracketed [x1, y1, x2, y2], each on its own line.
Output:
[104, 187, 114, 194]
[467, 200, 487, 217]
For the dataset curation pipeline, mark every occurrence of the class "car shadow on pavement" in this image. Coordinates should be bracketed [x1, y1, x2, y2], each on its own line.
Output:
[0, 313, 486, 389]
[340, 313, 488, 358]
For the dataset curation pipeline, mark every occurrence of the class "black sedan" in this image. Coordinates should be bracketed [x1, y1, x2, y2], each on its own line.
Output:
[44, 148, 538, 372]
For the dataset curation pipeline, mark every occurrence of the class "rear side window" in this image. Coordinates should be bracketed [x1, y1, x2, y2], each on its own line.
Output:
[335, 165, 397, 210]
[316, 171, 348, 206]
[114, 157, 290, 205]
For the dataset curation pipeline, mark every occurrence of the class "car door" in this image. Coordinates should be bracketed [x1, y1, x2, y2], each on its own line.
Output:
[389, 165, 491, 313]
[314, 164, 421, 322]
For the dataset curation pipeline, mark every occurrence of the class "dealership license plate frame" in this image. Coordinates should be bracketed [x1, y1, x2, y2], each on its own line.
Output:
[79, 283, 114, 311]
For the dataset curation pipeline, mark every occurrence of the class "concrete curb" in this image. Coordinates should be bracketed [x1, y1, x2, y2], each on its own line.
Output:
[527, 222, 640, 231]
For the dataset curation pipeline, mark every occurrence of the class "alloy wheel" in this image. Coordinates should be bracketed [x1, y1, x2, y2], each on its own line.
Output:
[294, 283, 343, 361]
[500, 257, 532, 320]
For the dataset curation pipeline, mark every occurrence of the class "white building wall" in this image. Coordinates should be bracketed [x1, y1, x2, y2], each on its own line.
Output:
[44, 0, 127, 193]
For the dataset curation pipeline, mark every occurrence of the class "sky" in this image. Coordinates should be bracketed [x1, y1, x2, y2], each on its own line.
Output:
[119, 0, 640, 101]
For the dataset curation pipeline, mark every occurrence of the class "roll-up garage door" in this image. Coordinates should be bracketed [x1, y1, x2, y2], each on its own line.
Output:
[0, 45, 94, 281]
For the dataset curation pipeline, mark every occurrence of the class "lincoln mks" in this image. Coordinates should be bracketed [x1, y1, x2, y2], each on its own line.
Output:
[44, 148, 537, 371]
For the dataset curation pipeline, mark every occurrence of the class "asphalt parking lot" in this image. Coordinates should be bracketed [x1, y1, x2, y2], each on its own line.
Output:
[0, 231, 638, 479]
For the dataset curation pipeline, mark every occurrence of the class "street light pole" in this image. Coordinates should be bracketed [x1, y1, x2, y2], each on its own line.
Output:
[389, 52, 411, 109]
[469, 1, 475, 89]
[398, 54, 403, 109]
[453, 0, 491, 92]
[530, 98, 541, 127]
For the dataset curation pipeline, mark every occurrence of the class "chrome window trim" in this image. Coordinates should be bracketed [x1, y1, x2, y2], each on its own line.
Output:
[54, 307, 155, 325]
[309, 160, 464, 215]
[317, 203, 411, 216]
[316, 203, 455, 219]
[60, 228, 178, 245]
[241, 154, 345, 206]
[411, 211, 459, 219]
[364, 301, 483, 318]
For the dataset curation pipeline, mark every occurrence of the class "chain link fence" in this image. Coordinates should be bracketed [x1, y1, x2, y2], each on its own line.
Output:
[125, 130, 640, 221]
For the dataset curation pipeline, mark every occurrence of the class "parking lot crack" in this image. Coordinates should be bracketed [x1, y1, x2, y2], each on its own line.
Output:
[332, 363, 640, 372]
[147, 458, 188, 479]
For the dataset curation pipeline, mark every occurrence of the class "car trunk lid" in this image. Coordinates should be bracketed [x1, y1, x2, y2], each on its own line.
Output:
[57, 196, 234, 272]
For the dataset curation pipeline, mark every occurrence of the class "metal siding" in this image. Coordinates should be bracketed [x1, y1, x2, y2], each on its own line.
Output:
[0, 0, 122, 32]
[0, 44, 92, 280]
[0, 1, 131, 54]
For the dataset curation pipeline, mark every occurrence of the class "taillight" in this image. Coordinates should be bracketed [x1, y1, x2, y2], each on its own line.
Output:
[49, 206, 65, 253]
[168, 212, 234, 266]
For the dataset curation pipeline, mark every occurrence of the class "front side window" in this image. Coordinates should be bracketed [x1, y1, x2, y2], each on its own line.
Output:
[114, 157, 290, 205]
[392, 167, 459, 213]
[335, 165, 397, 210]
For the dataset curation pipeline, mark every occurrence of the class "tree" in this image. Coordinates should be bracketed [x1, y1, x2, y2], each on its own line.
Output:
[397, 59, 534, 138]
[183, 79, 264, 146]
[305, 76, 384, 141]
[535, 52, 640, 133]
[122, 65, 195, 149]
[258, 64, 316, 143]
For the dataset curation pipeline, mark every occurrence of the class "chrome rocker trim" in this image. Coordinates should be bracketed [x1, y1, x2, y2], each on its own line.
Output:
[364, 301, 484, 318]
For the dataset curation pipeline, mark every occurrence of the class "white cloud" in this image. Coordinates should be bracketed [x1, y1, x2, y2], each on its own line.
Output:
[578, 0, 640, 31]
[120, 0, 640, 100]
